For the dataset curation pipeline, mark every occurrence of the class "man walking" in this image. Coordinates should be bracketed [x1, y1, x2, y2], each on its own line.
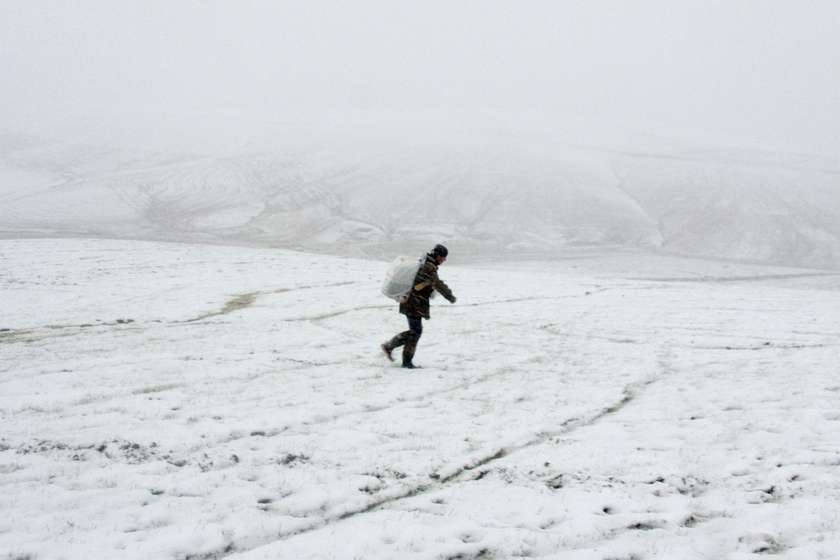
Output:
[381, 244, 456, 368]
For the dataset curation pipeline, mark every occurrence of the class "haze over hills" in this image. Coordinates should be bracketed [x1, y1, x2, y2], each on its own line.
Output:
[1, 125, 839, 269]
[2, 2, 838, 268]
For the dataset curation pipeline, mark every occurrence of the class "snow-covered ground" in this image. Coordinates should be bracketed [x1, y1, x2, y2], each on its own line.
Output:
[2, 238, 840, 559]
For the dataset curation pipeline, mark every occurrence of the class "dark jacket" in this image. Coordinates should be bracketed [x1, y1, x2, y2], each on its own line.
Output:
[399, 254, 455, 319]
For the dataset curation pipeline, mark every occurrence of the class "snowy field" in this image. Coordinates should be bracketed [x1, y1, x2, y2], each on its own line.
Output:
[2, 238, 840, 560]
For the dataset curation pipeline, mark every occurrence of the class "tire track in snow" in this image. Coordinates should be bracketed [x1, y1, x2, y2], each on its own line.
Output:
[282, 303, 390, 322]
[453, 294, 586, 308]
[181, 281, 359, 322]
[193, 372, 664, 560]
[280, 292, 599, 323]
[636, 271, 840, 283]
[0, 319, 143, 346]
[0, 279, 376, 344]
[434, 374, 661, 483]
[189, 356, 542, 452]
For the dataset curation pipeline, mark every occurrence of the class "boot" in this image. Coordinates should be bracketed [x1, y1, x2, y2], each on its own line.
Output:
[402, 341, 418, 369]
[382, 332, 409, 363]
[380, 341, 394, 362]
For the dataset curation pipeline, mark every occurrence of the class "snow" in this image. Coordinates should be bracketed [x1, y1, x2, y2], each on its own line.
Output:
[2, 237, 839, 559]
[2, 132, 839, 269]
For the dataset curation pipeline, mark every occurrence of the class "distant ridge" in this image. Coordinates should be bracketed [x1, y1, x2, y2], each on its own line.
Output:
[1, 132, 838, 269]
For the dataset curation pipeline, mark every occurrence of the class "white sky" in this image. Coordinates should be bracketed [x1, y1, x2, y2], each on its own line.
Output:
[2, 0, 839, 154]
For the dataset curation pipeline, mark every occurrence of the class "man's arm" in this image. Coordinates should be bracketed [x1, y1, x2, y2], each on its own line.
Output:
[414, 263, 456, 303]
[435, 276, 455, 303]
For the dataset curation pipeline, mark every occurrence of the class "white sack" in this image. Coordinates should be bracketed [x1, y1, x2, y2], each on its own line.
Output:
[381, 255, 422, 301]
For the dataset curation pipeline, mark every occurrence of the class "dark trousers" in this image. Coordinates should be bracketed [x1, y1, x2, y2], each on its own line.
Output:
[386, 315, 423, 365]
[406, 315, 423, 340]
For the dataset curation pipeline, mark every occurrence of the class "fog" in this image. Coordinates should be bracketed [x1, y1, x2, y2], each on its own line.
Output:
[1, 1, 840, 268]
[3, 1, 838, 153]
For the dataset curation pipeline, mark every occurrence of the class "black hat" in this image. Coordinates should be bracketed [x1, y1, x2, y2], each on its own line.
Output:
[431, 244, 448, 258]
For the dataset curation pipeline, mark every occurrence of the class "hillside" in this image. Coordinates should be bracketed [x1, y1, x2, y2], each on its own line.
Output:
[1, 130, 838, 268]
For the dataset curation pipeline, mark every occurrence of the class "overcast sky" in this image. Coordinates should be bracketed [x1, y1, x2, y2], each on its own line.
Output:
[1, 1, 838, 154]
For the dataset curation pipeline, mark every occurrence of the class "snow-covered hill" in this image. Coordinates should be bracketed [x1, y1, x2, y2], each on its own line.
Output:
[2, 238, 839, 559]
[1, 129, 839, 268]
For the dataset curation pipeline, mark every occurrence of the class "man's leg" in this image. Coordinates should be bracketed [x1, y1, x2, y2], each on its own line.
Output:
[382, 316, 417, 361]
[381, 333, 403, 361]
[402, 315, 423, 368]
